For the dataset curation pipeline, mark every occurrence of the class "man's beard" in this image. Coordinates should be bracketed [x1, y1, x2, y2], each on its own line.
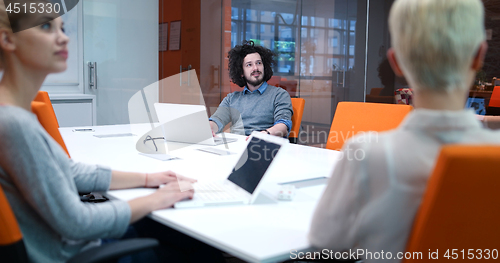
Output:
[245, 71, 264, 87]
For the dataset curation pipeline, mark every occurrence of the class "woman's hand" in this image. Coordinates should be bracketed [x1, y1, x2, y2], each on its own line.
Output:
[128, 180, 195, 223]
[152, 181, 195, 209]
[145, 171, 197, 187]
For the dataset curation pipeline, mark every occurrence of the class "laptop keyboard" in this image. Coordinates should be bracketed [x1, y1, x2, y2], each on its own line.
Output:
[193, 182, 241, 201]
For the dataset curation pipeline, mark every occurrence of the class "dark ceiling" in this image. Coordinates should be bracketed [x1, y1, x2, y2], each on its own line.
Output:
[484, 0, 500, 16]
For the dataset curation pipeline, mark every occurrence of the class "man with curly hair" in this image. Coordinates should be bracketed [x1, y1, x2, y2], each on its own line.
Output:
[209, 41, 293, 137]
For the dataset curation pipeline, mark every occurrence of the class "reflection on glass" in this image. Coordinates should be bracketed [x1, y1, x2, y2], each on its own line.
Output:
[246, 9, 258, 21]
[232, 7, 239, 19]
[229, 0, 364, 130]
[260, 11, 275, 23]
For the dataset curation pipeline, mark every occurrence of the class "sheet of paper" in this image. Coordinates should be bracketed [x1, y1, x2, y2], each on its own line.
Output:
[169, 21, 181, 50]
[159, 23, 168, 51]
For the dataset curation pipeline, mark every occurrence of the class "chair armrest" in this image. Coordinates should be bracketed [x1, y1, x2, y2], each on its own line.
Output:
[67, 238, 159, 263]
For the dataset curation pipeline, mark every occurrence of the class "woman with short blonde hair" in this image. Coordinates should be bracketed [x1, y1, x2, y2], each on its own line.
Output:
[309, 1, 500, 262]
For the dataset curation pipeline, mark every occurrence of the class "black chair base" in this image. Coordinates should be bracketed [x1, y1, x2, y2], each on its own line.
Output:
[0, 240, 29, 263]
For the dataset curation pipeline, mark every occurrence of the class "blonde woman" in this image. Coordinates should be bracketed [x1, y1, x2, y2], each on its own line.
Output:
[309, 0, 500, 262]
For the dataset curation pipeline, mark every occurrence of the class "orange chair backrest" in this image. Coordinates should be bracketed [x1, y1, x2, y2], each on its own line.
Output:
[31, 91, 70, 157]
[267, 76, 281, 87]
[404, 145, 500, 262]
[326, 102, 413, 150]
[289, 98, 305, 141]
[488, 86, 500, 107]
[33, 90, 53, 106]
[0, 185, 23, 246]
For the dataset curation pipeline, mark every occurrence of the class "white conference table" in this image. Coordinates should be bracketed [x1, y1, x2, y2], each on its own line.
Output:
[60, 123, 341, 263]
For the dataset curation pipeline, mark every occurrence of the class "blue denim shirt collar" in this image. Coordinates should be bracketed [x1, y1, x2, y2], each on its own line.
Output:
[243, 81, 268, 94]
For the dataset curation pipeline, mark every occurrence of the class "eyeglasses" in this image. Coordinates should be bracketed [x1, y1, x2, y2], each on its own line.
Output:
[143, 135, 165, 152]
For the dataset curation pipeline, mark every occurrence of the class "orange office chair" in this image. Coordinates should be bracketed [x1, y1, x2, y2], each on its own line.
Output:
[326, 102, 413, 151]
[31, 91, 70, 157]
[404, 145, 500, 263]
[33, 90, 53, 106]
[0, 184, 159, 263]
[267, 75, 281, 87]
[289, 98, 305, 144]
[0, 184, 26, 262]
[488, 86, 500, 108]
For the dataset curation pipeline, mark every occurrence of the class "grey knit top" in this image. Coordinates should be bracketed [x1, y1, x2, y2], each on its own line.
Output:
[0, 106, 130, 263]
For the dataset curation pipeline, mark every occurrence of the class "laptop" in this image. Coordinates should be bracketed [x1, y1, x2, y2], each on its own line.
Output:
[174, 132, 289, 208]
[465, 97, 486, 115]
[154, 103, 237, 145]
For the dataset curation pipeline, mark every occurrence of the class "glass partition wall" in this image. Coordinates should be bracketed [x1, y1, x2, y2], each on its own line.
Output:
[228, 0, 369, 144]
[79, 0, 396, 137]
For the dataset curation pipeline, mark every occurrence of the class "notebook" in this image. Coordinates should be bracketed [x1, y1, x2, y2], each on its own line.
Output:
[154, 103, 237, 145]
[174, 132, 288, 208]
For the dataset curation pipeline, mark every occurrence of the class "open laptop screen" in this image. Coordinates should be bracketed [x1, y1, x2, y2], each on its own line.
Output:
[228, 137, 281, 194]
[465, 97, 486, 115]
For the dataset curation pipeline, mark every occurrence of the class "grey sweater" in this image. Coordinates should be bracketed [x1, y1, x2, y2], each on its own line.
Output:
[210, 82, 293, 135]
[0, 106, 131, 263]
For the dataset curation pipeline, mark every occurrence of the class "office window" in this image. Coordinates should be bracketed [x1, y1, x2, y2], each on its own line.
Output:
[260, 11, 275, 23]
[330, 36, 338, 48]
[229, 0, 366, 128]
[232, 7, 239, 19]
